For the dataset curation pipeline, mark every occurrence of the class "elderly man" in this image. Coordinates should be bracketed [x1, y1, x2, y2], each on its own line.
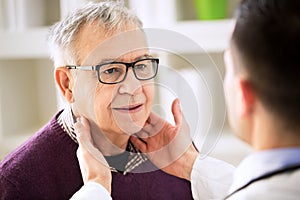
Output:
[0, 2, 193, 199]
[72, 0, 300, 199]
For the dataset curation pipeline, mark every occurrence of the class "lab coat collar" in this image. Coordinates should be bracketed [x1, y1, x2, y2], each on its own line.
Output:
[228, 147, 300, 194]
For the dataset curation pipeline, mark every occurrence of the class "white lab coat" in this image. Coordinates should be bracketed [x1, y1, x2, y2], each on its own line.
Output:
[227, 169, 300, 200]
[224, 148, 300, 200]
[190, 156, 234, 199]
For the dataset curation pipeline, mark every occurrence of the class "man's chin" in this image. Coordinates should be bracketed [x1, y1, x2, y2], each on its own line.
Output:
[113, 119, 144, 135]
[112, 112, 147, 135]
[119, 124, 143, 135]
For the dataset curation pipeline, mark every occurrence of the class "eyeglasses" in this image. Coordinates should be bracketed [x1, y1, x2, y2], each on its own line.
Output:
[66, 58, 159, 84]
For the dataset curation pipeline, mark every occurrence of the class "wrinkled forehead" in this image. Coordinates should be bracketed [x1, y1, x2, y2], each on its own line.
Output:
[82, 29, 149, 66]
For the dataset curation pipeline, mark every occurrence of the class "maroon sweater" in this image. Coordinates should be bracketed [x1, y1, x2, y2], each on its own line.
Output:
[0, 112, 193, 200]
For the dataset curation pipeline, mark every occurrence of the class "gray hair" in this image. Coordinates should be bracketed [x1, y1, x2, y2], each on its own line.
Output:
[47, 1, 143, 67]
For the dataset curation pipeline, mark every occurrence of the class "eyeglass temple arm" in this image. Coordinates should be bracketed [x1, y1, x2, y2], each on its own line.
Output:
[66, 66, 96, 71]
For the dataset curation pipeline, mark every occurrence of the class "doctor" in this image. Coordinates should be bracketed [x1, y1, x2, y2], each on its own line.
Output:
[72, 0, 300, 199]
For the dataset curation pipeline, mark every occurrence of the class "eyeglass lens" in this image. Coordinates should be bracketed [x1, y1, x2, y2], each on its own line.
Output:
[98, 59, 157, 84]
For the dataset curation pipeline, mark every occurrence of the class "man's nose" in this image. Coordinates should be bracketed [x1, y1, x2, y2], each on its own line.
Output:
[118, 68, 142, 95]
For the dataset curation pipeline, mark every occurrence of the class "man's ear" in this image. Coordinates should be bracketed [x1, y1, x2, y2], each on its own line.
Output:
[55, 67, 75, 103]
[238, 78, 256, 116]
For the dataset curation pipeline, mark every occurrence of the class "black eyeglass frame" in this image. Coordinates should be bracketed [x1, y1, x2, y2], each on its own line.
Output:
[66, 58, 159, 84]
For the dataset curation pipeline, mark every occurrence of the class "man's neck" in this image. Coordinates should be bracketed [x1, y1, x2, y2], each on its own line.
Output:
[60, 105, 131, 156]
[89, 121, 130, 156]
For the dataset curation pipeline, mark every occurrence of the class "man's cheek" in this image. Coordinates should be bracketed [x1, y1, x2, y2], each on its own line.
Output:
[146, 89, 155, 110]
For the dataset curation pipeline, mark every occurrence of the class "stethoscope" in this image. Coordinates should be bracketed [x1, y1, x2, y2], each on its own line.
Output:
[224, 164, 300, 199]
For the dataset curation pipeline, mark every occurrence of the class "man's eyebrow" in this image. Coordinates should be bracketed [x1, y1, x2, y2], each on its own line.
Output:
[98, 58, 116, 63]
[98, 54, 154, 64]
[135, 54, 154, 60]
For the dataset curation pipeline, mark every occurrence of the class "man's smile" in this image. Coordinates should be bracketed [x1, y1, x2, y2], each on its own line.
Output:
[112, 104, 144, 113]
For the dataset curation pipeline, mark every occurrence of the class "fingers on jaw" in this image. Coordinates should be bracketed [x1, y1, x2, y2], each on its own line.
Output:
[148, 112, 163, 127]
[79, 117, 90, 129]
[142, 116, 166, 136]
[74, 117, 92, 143]
[142, 124, 164, 137]
[74, 123, 85, 142]
[130, 136, 147, 152]
[135, 130, 150, 139]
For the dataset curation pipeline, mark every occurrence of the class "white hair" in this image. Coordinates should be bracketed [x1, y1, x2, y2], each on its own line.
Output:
[47, 1, 143, 67]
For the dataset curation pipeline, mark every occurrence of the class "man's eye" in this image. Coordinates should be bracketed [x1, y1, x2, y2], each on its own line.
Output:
[135, 64, 147, 70]
[104, 68, 118, 74]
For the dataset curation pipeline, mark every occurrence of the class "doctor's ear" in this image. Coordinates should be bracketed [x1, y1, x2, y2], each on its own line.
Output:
[238, 79, 256, 116]
[55, 67, 75, 103]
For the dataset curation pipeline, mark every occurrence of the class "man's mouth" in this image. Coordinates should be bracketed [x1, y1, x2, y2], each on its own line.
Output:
[112, 104, 144, 113]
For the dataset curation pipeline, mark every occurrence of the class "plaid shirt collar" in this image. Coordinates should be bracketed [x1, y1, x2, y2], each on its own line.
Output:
[57, 105, 148, 175]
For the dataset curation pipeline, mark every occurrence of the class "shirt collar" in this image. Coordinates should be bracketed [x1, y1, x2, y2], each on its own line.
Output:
[229, 147, 300, 193]
[109, 141, 148, 175]
[57, 105, 148, 175]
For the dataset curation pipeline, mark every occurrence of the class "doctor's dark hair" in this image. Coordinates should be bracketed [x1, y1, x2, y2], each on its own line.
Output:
[232, 0, 300, 130]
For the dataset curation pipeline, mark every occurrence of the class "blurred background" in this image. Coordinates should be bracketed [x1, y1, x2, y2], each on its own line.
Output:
[0, 0, 251, 165]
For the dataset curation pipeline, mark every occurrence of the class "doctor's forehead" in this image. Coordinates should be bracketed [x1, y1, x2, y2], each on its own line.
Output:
[223, 47, 236, 71]
[223, 48, 231, 63]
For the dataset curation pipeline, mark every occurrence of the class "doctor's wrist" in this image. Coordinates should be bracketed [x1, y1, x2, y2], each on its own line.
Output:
[90, 178, 112, 194]
[181, 145, 199, 181]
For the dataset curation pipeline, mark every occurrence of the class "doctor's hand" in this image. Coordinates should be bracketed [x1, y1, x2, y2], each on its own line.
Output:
[130, 99, 199, 181]
[75, 117, 112, 194]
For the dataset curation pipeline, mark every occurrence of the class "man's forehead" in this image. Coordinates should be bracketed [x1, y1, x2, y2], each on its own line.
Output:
[83, 48, 150, 66]
[81, 28, 149, 65]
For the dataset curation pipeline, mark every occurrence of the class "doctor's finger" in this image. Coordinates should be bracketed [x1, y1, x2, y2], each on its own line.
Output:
[142, 114, 166, 135]
[130, 136, 147, 153]
[75, 117, 92, 144]
[135, 129, 150, 139]
[171, 99, 183, 127]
